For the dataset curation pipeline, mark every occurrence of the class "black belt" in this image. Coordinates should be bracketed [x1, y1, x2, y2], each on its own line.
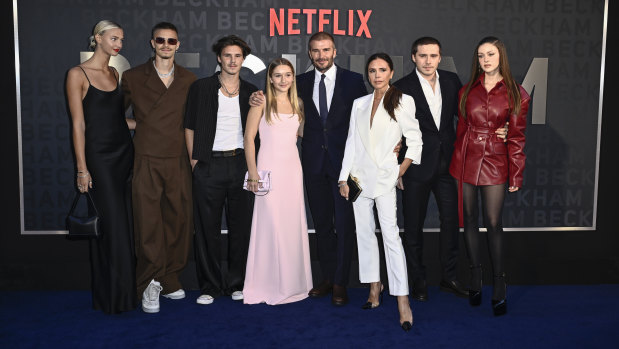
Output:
[211, 148, 244, 157]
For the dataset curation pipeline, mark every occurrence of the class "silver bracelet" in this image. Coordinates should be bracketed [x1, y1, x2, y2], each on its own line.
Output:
[337, 182, 347, 187]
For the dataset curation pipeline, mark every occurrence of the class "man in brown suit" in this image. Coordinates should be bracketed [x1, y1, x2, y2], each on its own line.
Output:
[122, 22, 197, 313]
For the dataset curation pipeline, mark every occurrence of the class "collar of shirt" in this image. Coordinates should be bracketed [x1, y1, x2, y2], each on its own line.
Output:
[473, 72, 506, 90]
[415, 68, 440, 94]
[415, 68, 442, 129]
[313, 65, 337, 110]
[314, 64, 337, 83]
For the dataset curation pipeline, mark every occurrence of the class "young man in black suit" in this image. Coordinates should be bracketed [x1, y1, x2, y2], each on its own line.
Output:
[393, 37, 466, 301]
[394, 37, 507, 301]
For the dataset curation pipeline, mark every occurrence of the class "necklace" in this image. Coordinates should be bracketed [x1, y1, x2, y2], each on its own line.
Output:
[218, 74, 240, 96]
[153, 61, 174, 78]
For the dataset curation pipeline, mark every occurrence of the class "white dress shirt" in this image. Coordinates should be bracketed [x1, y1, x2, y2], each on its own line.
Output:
[416, 68, 442, 129]
[312, 65, 337, 112]
[212, 90, 244, 151]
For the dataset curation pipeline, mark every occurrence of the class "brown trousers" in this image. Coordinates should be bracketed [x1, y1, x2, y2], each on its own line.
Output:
[133, 154, 193, 297]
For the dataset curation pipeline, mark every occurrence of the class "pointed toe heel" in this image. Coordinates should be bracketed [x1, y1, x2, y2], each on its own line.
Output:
[469, 289, 482, 306]
[491, 272, 507, 316]
[468, 264, 483, 307]
[361, 283, 384, 310]
[492, 298, 507, 316]
[361, 302, 374, 309]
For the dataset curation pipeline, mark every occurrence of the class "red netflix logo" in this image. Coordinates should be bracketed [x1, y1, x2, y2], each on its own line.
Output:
[269, 8, 372, 38]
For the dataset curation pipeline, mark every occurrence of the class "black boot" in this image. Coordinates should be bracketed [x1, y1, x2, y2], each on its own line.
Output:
[469, 264, 482, 306]
[492, 272, 507, 316]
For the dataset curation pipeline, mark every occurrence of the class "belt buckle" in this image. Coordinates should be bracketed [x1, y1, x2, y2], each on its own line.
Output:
[230, 149, 236, 156]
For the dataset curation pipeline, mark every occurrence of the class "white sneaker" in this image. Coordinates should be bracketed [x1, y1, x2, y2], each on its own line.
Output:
[163, 289, 185, 299]
[231, 291, 244, 301]
[196, 294, 214, 305]
[142, 279, 162, 313]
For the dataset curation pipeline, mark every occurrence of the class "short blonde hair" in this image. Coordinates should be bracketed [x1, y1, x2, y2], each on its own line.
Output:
[89, 20, 122, 51]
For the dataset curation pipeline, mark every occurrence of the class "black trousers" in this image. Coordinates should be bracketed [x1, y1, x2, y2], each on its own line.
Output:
[304, 156, 356, 286]
[192, 155, 254, 297]
[401, 152, 459, 282]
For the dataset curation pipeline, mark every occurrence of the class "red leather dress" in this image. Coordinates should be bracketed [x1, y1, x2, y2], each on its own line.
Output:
[449, 73, 530, 226]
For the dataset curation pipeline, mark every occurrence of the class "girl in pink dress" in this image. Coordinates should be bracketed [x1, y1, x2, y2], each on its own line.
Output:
[242, 58, 313, 305]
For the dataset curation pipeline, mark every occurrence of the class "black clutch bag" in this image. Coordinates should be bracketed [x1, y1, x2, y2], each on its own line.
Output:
[347, 175, 362, 202]
[66, 192, 102, 238]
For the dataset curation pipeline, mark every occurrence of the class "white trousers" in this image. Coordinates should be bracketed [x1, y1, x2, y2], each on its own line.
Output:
[353, 188, 409, 296]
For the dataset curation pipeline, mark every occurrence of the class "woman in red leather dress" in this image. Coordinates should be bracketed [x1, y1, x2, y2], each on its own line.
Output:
[449, 37, 530, 316]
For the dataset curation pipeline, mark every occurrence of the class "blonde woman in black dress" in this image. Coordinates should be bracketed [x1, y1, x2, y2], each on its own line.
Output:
[66, 20, 137, 314]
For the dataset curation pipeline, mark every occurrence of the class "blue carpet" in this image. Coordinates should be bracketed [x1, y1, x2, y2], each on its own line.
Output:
[1, 285, 618, 348]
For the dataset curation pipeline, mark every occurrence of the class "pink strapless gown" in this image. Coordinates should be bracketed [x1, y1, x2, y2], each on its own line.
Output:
[243, 113, 313, 305]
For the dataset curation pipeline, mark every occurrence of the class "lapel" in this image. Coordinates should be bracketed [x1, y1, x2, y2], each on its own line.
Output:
[239, 80, 250, 130]
[302, 72, 320, 119]
[409, 71, 438, 132]
[369, 96, 391, 162]
[326, 66, 343, 126]
[143, 60, 171, 113]
[437, 72, 451, 131]
[355, 95, 372, 162]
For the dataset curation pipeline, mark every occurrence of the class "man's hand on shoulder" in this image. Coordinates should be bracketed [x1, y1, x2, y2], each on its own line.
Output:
[249, 90, 265, 107]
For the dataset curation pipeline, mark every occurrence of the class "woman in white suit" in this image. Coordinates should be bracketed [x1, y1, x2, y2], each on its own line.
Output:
[339, 53, 422, 331]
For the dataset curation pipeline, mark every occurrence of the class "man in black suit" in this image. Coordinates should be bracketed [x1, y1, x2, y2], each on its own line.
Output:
[297, 32, 367, 306]
[393, 37, 468, 301]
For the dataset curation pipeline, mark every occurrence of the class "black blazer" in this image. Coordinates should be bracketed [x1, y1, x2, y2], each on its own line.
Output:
[184, 72, 258, 164]
[297, 66, 367, 175]
[393, 69, 462, 182]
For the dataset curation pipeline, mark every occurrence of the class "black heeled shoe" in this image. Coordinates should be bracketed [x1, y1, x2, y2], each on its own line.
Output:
[398, 297, 413, 332]
[469, 264, 482, 306]
[492, 273, 507, 316]
[492, 299, 507, 316]
[361, 283, 384, 309]
[469, 289, 482, 306]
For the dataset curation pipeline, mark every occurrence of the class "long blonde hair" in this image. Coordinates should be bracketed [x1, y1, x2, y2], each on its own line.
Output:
[89, 20, 122, 51]
[264, 58, 304, 124]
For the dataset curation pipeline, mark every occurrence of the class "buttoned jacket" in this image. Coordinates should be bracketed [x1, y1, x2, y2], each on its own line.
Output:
[449, 73, 530, 188]
[296, 66, 367, 175]
[339, 92, 423, 199]
[122, 59, 197, 157]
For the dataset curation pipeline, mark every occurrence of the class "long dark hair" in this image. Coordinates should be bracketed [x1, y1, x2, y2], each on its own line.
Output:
[459, 36, 522, 119]
[365, 53, 402, 120]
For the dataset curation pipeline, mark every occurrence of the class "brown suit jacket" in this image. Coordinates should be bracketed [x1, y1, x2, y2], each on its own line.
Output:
[122, 59, 197, 157]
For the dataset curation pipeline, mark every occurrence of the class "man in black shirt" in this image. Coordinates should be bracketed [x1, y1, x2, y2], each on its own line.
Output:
[184, 35, 258, 305]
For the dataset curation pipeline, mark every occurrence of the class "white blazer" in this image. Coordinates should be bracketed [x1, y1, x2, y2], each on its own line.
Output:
[339, 91, 423, 199]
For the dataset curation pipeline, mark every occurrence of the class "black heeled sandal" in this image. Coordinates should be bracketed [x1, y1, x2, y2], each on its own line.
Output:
[492, 272, 507, 316]
[469, 264, 482, 306]
[361, 282, 384, 309]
